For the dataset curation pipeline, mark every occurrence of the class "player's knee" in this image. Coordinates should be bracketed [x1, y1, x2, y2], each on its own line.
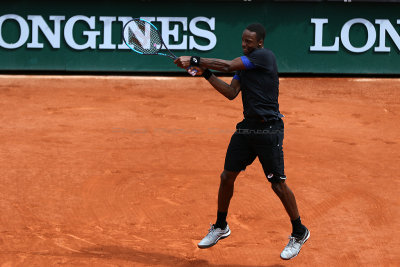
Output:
[271, 181, 284, 196]
[220, 171, 236, 185]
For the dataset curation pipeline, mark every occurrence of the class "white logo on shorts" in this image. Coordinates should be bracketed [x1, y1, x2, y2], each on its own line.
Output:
[267, 173, 274, 179]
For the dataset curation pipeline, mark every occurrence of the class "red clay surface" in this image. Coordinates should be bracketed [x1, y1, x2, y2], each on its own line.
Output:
[0, 75, 399, 266]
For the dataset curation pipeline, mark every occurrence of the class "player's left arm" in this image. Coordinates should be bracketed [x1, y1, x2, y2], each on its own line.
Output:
[174, 56, 247, 72]
[206, 74, 241, 100]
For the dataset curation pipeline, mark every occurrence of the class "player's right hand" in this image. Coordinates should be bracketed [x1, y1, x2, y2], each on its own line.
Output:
[174, 56, 191, 69]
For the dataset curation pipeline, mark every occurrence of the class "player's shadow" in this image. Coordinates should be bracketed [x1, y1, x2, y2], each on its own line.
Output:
[72, 245, 284, 267]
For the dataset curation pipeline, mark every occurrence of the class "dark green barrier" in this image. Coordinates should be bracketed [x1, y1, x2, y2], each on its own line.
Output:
[0, 0, 399, 74]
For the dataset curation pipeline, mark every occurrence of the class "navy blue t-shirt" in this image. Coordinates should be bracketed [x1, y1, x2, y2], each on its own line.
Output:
[234, 48, 283, 121]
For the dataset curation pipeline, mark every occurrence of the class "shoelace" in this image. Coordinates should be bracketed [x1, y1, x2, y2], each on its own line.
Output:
[208, 223, 215, 233]
[204, 224, 218, 240]
[287, 236, 297, 248]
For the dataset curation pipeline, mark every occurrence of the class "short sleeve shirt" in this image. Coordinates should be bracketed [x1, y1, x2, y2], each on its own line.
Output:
[235, 48, 283, 121]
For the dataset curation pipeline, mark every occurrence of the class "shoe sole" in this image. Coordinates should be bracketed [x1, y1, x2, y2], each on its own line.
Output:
[197, 229, 231, 249]
[280, 229, 310, 260]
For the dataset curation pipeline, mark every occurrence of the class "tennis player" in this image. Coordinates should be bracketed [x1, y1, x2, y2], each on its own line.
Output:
[174, 23, 309, 260]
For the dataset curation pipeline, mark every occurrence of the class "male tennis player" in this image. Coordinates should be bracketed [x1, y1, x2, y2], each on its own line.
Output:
[174, 23, 309, 260]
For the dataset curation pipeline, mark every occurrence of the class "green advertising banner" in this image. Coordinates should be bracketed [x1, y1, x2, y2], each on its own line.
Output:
[0, 0, 399, 74]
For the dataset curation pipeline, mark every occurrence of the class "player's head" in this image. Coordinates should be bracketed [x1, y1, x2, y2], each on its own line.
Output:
[242, 23, 265, 55]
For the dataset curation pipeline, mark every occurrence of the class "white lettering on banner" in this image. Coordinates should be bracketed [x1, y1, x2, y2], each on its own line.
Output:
[375, 19, 400, 52]
[189, 17, 216, 51]
[64, 15, 100, 50]
[124, 19, 151, 50]
[341, 18, 376, 53]
[99, 16, 116, 49]
[0, 14, 29, 49]
[157, 17, 188, 50]
[117, 16, 134, 50]
[311, 18, 400, 53]
[310, 18, 339, 51]
[27, 15, 65, 48]
[0, 14, 217, 51]
[1, 14, 399, 54]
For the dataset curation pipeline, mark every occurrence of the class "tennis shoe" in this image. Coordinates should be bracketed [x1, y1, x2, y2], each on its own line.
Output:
[197, 223, 231, 249]
[280, 227, 310, 260]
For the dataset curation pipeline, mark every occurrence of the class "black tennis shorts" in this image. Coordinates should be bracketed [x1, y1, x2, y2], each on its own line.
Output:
[224, 118, 286, 183]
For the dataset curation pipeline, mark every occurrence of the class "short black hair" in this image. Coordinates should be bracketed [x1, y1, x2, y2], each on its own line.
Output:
[246, 23, 266, 41]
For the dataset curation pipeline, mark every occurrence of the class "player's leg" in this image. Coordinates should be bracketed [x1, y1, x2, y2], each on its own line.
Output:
[270, 181, 304, 233]
[216, 170, 240, 226]
[271, 181, 299, 220]
[198, 125, 256, 249]
[255, 119, 309, 259]
[269, 180, 309, 258]
[197, 170, 240, 249]
[218, 127, 256, 227]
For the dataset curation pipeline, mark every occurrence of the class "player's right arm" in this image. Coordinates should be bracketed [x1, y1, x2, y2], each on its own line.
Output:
[205, 73, 241, 100]
[199, 57, 245, 72]
[175, 56, 246, 72]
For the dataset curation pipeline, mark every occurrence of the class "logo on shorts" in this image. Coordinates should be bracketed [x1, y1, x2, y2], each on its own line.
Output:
[267, 173, 274, 179]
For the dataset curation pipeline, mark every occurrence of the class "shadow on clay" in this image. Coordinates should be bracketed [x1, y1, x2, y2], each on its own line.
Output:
[68, 245, 285, 267]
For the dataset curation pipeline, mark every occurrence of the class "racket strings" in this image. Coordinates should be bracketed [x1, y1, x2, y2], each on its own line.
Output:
[124, 19, 162, 54]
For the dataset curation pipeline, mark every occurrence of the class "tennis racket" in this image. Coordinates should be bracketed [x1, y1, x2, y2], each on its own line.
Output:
[122, 18, 174, 58]
[123, 18, 197, 76]
[122, 18, 197, 75]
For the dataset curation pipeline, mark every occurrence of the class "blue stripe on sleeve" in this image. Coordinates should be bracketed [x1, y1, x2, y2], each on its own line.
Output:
[233, 74, 240, 81]
[240, 56, 256, 69]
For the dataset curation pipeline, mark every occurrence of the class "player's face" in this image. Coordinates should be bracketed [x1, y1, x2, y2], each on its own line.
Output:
[242, 29, 262, 55]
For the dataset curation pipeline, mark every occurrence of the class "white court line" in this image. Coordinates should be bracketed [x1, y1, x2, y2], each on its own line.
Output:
[351, 78, 400, 82]
[0, 75, 178, 81]
[1, 75, 398, 82]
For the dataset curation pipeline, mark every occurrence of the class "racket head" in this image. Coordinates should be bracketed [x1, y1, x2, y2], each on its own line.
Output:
[123, 18, 176, 59]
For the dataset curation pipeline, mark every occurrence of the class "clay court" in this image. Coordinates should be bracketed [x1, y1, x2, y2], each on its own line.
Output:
[0, 75, 399, 266]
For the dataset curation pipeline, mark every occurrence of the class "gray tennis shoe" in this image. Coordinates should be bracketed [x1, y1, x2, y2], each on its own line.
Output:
[280, 228, 310, 260]
[197, 224, 231, 249]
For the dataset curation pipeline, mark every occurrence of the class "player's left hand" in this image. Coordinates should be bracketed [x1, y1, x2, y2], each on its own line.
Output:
[187, 66, 203, 76]
[174, 56, 191, 69]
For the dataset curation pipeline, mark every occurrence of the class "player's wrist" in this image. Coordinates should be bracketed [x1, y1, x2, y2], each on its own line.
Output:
[202, 69, 212, 80]
[190, 56, 201, 67]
